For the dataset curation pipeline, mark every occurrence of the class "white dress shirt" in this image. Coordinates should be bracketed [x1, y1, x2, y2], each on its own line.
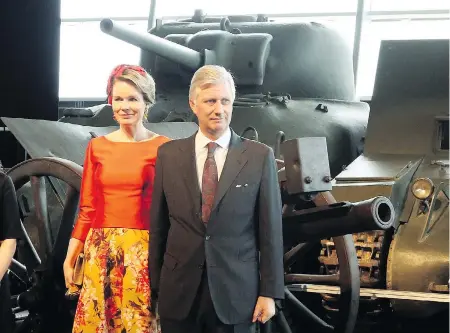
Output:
[195, 127, 231, 192]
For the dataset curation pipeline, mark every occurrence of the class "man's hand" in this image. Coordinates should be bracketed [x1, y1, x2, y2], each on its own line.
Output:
[252, 296, 276, 324]
[150, 288, 159, 314]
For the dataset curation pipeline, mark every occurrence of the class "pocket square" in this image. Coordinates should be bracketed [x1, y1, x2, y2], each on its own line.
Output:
[235, 184, 248, 188]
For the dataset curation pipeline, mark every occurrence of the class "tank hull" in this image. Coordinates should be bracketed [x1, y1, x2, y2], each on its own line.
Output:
[59, 97, 369, 178]
[328, 39, 449, 318]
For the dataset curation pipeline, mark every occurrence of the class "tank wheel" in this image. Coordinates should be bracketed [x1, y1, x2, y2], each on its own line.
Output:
[269, 163, 360, 333]
[7, 157, 82, 333]
[277, 235, 360, 333]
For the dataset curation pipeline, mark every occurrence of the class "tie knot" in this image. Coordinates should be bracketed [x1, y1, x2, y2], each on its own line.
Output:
[207, 142, 218, 156]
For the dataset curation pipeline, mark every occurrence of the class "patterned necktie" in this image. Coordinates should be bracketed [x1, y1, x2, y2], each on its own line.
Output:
[201, 142, 218, 223]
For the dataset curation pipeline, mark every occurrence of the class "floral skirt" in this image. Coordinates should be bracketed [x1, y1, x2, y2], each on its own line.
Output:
[72, 228, 160, 333]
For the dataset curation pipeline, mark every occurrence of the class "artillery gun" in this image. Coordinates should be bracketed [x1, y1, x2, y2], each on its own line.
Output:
[1, 113, 394, 333]
[59, 12, 370, 178]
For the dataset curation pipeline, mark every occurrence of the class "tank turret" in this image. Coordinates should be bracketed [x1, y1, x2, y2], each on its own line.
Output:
[100, 16, 356, 99]
[101, 18, 274, 86]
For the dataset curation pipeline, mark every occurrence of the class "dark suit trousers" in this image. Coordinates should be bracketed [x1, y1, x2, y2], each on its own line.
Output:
[160, 269, 256, 333]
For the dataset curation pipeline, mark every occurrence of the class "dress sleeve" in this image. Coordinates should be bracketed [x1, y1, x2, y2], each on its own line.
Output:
[1, 175, 22, 240]
[71, 140, 96, 242]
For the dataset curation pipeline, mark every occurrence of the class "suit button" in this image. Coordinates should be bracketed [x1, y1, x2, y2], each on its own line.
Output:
[198, 264, 204, 269]
[205, 235, 210, 240]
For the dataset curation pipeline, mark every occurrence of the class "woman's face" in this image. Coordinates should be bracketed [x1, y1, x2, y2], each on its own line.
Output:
[111, 80, 146, 126]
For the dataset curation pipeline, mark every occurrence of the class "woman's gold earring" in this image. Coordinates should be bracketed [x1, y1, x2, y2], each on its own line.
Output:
[144, 106, 149, 122]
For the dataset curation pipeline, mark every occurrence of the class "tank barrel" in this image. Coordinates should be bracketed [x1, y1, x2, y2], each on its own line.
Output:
[283, 196, 395, 243]
[100, 18, 203, 70]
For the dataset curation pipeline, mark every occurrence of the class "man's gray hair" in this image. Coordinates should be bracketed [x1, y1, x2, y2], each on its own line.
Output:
[189, 65, 236, 102]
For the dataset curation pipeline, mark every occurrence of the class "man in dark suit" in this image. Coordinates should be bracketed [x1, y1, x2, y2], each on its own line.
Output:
[149, 65, 284, 333]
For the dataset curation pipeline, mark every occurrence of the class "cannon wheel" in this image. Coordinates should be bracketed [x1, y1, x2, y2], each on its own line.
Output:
[7, 157, 82, 333]
[267, 165, 360, 333]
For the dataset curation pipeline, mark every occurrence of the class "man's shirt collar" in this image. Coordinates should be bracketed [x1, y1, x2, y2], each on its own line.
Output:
[195, 127, 231, 151]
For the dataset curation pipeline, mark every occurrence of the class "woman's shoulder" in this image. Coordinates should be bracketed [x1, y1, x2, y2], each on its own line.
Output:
[85, 135, 106, 150]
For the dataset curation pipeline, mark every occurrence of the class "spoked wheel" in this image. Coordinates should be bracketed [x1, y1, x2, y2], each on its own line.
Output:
[7, 157, 82, 333]
[266, 164, 360, 333]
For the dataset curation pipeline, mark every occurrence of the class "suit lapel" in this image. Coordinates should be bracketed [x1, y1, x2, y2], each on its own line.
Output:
[212, 131, 248, 211]
[179, 134, 202, 217]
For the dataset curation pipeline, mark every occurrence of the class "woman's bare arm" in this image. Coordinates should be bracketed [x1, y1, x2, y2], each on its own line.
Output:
[0, 239, 17, 280]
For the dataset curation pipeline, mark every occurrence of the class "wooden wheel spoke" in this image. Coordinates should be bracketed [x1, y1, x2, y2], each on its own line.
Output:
[16, 218, 42, 274]
[9, 258, 29, 284]
[285, 273, 340, 285]
[30, 175, 53, 256]
[283, 242, 312, 267]
[52, 187, 80, 267]
[285, 287, 334, 332]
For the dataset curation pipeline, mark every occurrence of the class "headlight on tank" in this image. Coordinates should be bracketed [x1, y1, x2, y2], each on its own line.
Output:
[411, 177, 434, 200]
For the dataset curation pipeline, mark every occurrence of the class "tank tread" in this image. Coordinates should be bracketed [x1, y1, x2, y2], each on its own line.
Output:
[318, 231, 388, 320]
[318, 231, 385, 287]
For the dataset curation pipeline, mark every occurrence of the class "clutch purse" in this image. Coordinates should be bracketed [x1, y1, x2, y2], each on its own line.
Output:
[65, 253, 85, 300]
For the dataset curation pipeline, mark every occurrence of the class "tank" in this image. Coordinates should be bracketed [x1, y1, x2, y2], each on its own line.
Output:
[59, 13, 370, 178]
[304, 38, 449, 331]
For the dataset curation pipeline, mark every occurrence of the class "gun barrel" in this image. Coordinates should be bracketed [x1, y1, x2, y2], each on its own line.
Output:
[100, 19, 203, 70]
[283, 196, 395, 243]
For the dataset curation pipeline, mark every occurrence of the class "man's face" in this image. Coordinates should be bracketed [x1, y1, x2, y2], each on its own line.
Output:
[189, 82, 233, 140]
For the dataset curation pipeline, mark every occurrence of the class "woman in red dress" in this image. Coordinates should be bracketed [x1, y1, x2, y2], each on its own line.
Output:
[63, 64, 170, 333]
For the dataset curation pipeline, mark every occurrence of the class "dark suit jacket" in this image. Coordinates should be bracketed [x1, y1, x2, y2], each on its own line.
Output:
[149, 129, 284, 325]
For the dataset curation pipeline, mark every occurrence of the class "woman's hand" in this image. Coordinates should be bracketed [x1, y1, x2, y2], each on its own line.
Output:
[63, 260, 75, 288]
[63, 238, 84, 288]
